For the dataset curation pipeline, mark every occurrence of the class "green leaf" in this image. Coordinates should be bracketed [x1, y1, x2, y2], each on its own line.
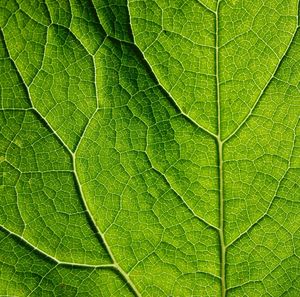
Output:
[1, 0, 299, 296]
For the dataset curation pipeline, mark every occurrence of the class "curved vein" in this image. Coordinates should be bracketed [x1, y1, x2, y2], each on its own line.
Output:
[144, 151, 219, 231]
[223, 26, 299, 143]
[195, 0, 216, 14]
[125, 5, 218, 140]
[0, 27, 73, 156]
[0, 225, 115, 269]
[226, 119, 298, 248]
[1, 25, 141, 297]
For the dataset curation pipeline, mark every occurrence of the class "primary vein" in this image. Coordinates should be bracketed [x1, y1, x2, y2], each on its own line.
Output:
[215, 2, 226, 297]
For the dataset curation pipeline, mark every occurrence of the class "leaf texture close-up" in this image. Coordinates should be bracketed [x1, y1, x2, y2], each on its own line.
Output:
[0, 0, 300, 296]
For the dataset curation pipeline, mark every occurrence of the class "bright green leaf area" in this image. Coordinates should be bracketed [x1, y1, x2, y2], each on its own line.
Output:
[0, 0, 300, 296]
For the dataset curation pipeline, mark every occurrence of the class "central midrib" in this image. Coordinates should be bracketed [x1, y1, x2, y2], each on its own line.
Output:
[215, 1, 226, 297]
[127, 1, 227, 295]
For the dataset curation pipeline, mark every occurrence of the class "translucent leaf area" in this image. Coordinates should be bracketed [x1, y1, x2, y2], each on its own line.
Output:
[0, 0, 300, 296]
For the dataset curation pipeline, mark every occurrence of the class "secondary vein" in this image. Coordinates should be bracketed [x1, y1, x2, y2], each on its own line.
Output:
[0, 225, 115, 269]
[72, 151, 141, 297]
[223, 26, 299, 144]
[1, 26, 141, 297]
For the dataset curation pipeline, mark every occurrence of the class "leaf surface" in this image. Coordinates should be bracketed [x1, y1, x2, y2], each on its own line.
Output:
[0, 0, 300, 296]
